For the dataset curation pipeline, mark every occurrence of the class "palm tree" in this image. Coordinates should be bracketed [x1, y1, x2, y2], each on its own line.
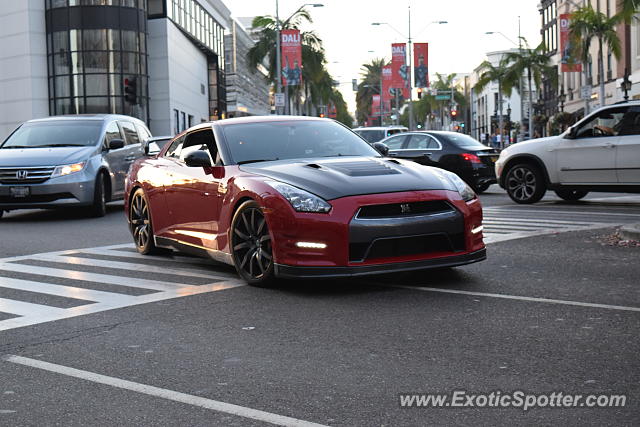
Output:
[569, 5, 622, 108]
[248, 8, 329, 113]
[503, 42, 553, 140]
[355, 58, 387, 125]
[474, 59, 514, 145]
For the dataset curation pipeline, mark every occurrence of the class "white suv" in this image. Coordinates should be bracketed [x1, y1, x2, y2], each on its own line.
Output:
[495, 102, 640, 204]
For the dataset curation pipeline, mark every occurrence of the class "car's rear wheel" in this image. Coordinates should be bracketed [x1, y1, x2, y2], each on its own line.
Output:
[231, 200, 274, 286]
[129, 188, 161, 255]
[554, 189, 589, 201]
[474, 182, 491, 194]
[505, 163, 546, 204]
[89, 173, 107, 217]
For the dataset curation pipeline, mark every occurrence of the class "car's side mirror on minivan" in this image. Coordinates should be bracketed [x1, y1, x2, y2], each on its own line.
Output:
[109, 138, 125, 150]
[184, 150, 212, 168]
[372, 142, 389, 156]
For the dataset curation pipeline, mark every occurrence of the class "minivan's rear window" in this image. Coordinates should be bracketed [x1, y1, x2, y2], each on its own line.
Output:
[1, 121, 103, 149]
[354, 129, 385, 143]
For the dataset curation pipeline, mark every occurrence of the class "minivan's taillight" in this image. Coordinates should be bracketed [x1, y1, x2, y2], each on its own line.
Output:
[460, 153, 481, 164]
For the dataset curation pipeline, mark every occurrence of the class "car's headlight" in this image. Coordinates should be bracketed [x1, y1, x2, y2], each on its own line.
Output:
[265, 181, 332, 213]
[51, 162, 86, 178]
[432, 168, 476, 202]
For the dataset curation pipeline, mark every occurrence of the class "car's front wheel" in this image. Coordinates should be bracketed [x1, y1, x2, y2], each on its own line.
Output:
[88, 173, 107, 217]
[230, 200, 274, 286]
[129, 188, 161, 255]
[554, 189, 589, 201]
[505, 163, 546, 204]
[474, 182, 492, 194]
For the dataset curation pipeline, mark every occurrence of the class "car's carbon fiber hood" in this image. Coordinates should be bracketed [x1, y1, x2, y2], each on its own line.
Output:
[239, 156, 456, 200]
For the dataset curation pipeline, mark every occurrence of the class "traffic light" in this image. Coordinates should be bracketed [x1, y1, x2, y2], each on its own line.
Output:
[417, 88, 423, 99]
[450, 109, 458, 120]
[124, 77, 137, 105]
[319, 113, 325, 118]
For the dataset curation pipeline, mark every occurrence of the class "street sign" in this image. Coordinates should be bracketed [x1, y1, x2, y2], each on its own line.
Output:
[275, 93, 285, 107]
[581, 86, 592, 99]
[435, 94, 451, 100]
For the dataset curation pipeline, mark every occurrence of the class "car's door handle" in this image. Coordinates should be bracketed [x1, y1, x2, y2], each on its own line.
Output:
[388, 153, 398, 157]
[125, 156, 137, 161]
[604, 143, 616, 148]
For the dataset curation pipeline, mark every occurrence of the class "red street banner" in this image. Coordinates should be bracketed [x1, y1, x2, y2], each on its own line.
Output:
[281, 29, 302, 86]
[371, 94, 381, 117]
[559, 14, 582, 72]
[382, 65, 393, 107]
[391, 43, 409, 92]
[414, 43, 429, 88]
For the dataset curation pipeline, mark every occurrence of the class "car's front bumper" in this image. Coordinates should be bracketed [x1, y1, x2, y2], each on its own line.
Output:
[0, 174, 95, 209]
[274, 248, 487, 278]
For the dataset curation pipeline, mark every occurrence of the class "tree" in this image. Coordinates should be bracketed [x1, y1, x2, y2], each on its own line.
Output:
[569, 5, 622, 108]
[503, 42, 553, 140]
[474, 59, 514, 144]
[355, 58, 388, 125]
[248, 8, 331, 114]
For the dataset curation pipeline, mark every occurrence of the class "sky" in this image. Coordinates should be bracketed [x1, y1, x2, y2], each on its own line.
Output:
[225, 0, 543, 113]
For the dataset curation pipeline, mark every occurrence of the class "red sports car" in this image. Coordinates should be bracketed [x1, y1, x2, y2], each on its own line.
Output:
[125, 117, 485, 286]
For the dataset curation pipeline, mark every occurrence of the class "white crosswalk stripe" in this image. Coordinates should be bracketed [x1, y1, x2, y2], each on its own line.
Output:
[0, 244, 245, 332]
[481, 206, 634, 244]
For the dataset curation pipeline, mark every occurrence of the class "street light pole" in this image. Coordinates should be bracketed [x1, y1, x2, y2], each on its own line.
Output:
[407, 5, 414, 131]
[275, 0, 282, 115]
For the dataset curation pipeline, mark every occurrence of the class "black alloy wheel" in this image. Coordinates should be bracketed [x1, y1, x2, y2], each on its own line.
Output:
[505, 163, 546, 204]
[554, 189, 589, 201]
[474, 182, 492, 194]
[89, 173, 107, 217]
[129, 188, 160, 255]
[231, 200, 274, 286]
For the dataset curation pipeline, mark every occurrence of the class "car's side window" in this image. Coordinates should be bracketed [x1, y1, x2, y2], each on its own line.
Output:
[119, 121, 140, 145]
[426, 136, 442, 150]
[178, 129, 218, 164]
[385, 135, 407, 150]
[576, 107, 627, 138]
[103, 121, 122, 149]
[617, 108, 640, 136]
[406, 134, 429, 150]
[164, 136, 185, 159]
[136, 124, 152, 143]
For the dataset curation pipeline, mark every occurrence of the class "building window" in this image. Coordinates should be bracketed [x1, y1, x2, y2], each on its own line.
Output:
[173, 109, 179, 134]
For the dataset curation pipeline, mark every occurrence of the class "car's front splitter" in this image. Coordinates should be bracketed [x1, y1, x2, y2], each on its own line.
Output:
[273, 248, 487, 279]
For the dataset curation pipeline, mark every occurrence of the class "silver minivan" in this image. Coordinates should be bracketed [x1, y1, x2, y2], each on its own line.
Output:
[0, 114, 152, 218]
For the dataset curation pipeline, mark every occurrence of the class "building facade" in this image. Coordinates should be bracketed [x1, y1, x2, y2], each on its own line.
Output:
[470, 50, 534, 142]
[0, 0, 231, 141]
[224, 19, 270, 117]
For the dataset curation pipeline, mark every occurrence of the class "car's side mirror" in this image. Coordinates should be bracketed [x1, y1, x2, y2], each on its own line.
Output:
[565, 127, 577, 140]
[184, 150, 212, 167]
[372, 142, 389, 156]
[109, 138, 125, 150]
[144, 141, 160, 155]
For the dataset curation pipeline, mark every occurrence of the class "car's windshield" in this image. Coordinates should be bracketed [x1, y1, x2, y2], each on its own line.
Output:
[436, 133, 490, 149]
[354, 129, 385, 143]
[221, 120, 380, 164]
[1, 120, 103, 149]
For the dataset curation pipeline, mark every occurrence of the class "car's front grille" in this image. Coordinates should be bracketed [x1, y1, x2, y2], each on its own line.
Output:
[356, 200, 455, 219]
[0, 167, 55, 184]
[0, 192, 75, 203]
[350, 232, 466, 262]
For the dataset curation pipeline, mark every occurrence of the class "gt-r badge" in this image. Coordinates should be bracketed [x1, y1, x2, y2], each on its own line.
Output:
[400, 203, 411, 214]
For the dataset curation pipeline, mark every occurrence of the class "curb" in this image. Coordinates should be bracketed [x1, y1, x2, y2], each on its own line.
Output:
[619, 223, 640, 241]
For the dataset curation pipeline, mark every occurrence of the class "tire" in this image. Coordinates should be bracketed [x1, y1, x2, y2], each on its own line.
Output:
[230, 200, 274, 286]
[505, 163, 547, 204]
[88, 173, 107, 217]
[129, 188, 162, 255]
[474, 182, 491, 194]
[0, 210, 4, 219]
[554, 189, 589, 201]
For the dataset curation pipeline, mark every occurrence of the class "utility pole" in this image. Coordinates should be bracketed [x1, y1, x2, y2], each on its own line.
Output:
[275, 0, 282, 115]
[407, 5, 415, 131]
[518, 15, 524, 139]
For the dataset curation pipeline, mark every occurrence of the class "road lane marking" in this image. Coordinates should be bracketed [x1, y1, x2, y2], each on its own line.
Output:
[0, 277, 135, 305]
[0, 262, 186, 292]
[0, 298, 68, 317]
[393, 286, 640, 313]
[483, 207, 640, 218]
[3, 355, 327, 427]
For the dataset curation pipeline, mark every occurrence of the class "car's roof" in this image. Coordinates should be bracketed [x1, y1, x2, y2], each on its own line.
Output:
[149, 135, 172, 141]
[213, 115, 331, 126]
[352, 126, 408, 131]
[28, 114, 145, 123]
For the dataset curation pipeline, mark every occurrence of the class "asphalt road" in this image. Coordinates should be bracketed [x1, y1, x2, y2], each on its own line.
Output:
[0, 187, 639, 426]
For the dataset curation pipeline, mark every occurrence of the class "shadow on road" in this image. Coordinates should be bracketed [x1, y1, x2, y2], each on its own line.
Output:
[0, 203, 123, 223]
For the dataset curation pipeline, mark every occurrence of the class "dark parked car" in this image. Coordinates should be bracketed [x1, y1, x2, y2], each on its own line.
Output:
[381, 131, 499, 193]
